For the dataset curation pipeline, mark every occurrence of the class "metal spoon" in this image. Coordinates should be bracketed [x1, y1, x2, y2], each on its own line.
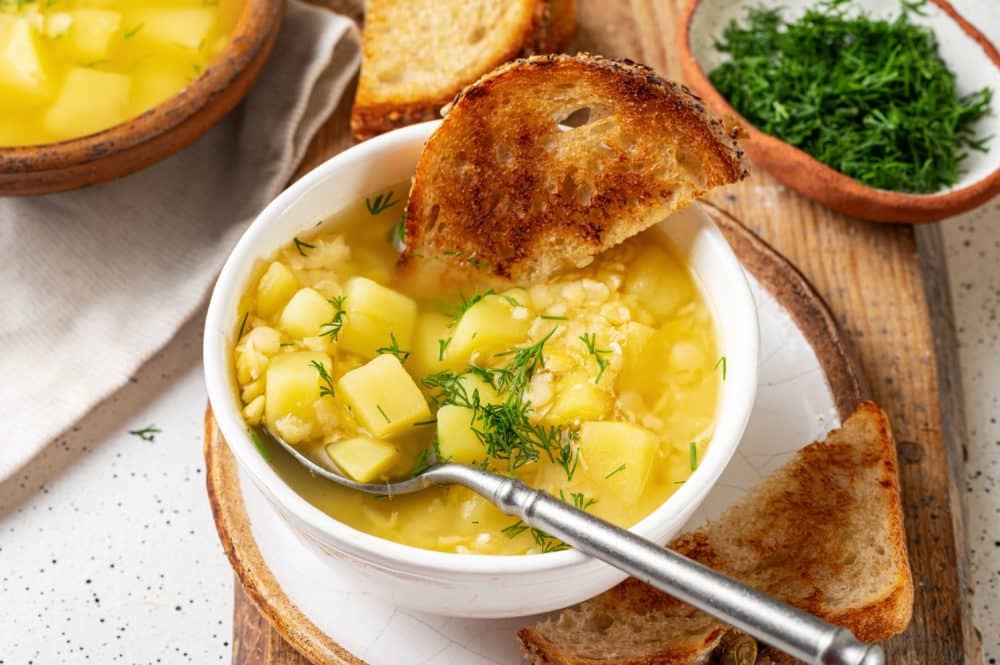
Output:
[267, 427, 884, 665]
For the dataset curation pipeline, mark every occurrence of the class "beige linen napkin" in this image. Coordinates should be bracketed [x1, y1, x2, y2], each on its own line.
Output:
[0, 0, 361, 480]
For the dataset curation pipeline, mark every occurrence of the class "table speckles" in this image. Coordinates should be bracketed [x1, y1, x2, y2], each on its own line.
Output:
[0, 316, 232, 664]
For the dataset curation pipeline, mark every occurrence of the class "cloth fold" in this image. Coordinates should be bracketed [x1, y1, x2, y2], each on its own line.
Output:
[0, 1, 361, 480]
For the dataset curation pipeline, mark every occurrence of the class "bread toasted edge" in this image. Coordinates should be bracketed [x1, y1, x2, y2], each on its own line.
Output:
[350, 0, 557, 142]
[514, 403, 913, 665]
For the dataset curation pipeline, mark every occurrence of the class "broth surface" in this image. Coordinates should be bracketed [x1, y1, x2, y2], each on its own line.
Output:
[233, 183, 721, 555]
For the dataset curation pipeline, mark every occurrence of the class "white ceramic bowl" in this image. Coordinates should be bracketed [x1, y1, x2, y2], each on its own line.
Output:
[204, 121, 760, 618]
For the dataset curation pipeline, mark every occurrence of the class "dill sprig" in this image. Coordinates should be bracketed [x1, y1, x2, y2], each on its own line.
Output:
[579, 332, 611, 383]
[293, 236, 315, 256]
[365, 190, 400, 216]
[501, 519, 569, 553]
[715, 355, 727, 381]
[560, 489, 599, 512]
[387, 215, 406, 247]
[690, 442, 699, 471]
[605, 463, 627, 479]
[709, 0, 993, 193]
[309, 360, 335, 397]
[411, 449, 433, 476]
[319, 296, 346, 340]
[376, 332, 411, 363]
[128, 425, 160, 442]
[247, 428, 272, 462]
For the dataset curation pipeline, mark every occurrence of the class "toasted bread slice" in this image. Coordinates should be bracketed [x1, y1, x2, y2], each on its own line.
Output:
[351, 0, 575, 141]
[517, 402, 914, 665]
[398, 54, 747, 288]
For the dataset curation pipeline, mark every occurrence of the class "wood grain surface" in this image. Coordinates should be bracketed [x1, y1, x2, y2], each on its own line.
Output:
[224, 0, 979, 662]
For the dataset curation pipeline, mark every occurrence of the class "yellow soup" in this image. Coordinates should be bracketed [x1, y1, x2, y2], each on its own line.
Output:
[0, 0, 244, 146]
[233, 183, 721, 555]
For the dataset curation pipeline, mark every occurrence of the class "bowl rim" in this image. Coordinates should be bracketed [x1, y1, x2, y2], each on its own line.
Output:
[0, 0, 284, 169]
[203, 120, 760, 577]
[677, 0, 1000, 223]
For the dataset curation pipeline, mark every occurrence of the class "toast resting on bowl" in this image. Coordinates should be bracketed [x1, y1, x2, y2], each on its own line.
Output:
[351, 0, 575, 142]
[398, 53, 748, 289]
[517, 402, 914, 665]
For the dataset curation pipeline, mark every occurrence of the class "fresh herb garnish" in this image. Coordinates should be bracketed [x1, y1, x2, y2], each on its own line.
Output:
[540, 314, 569, 321]
[709, 0, 993, 193]
[605, 463, 627, 479]
[715, 355, 727, 381]
[579, 332, 611, 383]
[437, 337, 451, 361]
[319, 296, 346, 340]
[690, 442, 699, 471]
[387, 215, 406, 247]
[293, 236, 315, 256]
[501, 519, 569, 553]
[365, 190, 400, 216]
[248, 428, 271, 462]
[123, 23, 143, 39]
[236, 312, 248, 340]
[376, 332, 411, 363]
[411, 449, 433, 476]
[309, 360, 335, 397]
[128, 425, 160, 442]
[563, 490, 598, 511]
[376, 405, 391, 423]
[453, 290, 495, 320]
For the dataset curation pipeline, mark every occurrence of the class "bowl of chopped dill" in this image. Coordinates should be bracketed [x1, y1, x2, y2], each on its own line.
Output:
[679, 0, 1000, 222]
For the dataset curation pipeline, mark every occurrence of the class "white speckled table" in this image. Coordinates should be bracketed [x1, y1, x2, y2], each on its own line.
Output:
[2, 1, 999, 663]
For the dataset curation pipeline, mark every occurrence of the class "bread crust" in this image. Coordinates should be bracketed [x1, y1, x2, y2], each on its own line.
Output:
[517, 403, 914, 665]
[400, 53, 748, 286]
[351, 0, 554, 142]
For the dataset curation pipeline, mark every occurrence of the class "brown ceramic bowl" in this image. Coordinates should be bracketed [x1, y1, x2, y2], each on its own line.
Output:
[678, 0, 1000, 223]
[0, 0, 285, 196]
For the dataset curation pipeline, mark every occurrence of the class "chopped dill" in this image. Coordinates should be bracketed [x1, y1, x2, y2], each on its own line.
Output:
[247, 428, 271, 462]
[411, 449, 433, 476]
[500, 294, 522, 307]
[293, 236, 315, 256]
[376, 332, 411, 363]
[540, 314, 569, 321]
[309, 360, 335, 397]
[579, 332, 611, 383]
[236, 312, 248, 340]
[128, 425, 160, 442]
[376, 404, 391, 423]
[437, 337, 451, 361]
[366, 190, 400, 216]
[453, 290, 495, 320]
[562, 490, 598, 511]
[387, 215, 406, 247]
[690, 442, 699, 471]
[123, 23, 143, 39]
[605, 463, 627, 479]
[319, 296, 347, 340]
[715, 355, 727, 381]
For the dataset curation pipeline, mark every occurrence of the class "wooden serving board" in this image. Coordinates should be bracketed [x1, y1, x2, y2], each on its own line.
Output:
[216, 0, 978, 662]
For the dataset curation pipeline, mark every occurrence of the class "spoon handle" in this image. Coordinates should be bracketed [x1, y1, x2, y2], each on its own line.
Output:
[434, 464, 883, 665]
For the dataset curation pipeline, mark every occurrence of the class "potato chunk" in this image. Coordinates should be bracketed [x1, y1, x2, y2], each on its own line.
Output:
[264, 351, 332, 444]
[337, 355, 430, 438]
[579, 421, 658, 503]
[0, 18, 52, 104]
[44, 67, 130, 140]
[338, 277, 417, 360]
[623, 245, 693, 320]
[436, 405, 485, 465]
[546, 381, 610, 423]
[326, 437, 399, 483]
[279, 288, 334, 339]
[445, 294, 532, 365]
[67, 9, 121, 61]
[256, 261, 299, 319]
[409, 311, 453, 378]
[129, 8, 215, 49]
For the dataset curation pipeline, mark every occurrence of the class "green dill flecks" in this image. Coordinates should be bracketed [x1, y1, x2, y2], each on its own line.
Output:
[569, 491, 598, 511]
[372, 494, 389, 500]
[437, 337, 452, 361]
[84, 59, 111, 68]
[411, 449, 433, 476]
[128, 425, 160, 442]
[689, 442, 699, 471]
[443, 250, 463, 256]
[236, 312, 249, 340]
[708, 0, 993, 193]
[387, 215, 406, 247]
[309, 360, 335, 397]
[248, 428, 272, 462]
[293, 236, 315, 256]
[122, 23, 143, 39]
[376, 404, 391, 423]
[715, 355, 727, 381]
[413, 418, 437, 427]
[452, 290, 495, 321]
[500, 520, 569, 553]
[376, 332, 411, 363]
[192, 63, 203, 75]
[605, 463, 627, 480]
[319, 296, 347, 340]
[492, 326, 558, 394]
[365, 190, 400, 216]
[579, 332, 611, 383]
[500, 293, 522, 307]
[540, 314, 569, 321]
